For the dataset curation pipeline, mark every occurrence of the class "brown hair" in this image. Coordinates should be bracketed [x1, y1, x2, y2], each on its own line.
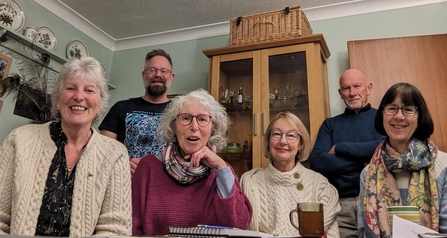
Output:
[145, 49, 173, 69]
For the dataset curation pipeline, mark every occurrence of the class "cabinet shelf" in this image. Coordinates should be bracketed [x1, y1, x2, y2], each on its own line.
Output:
[218, 152, 242, 157]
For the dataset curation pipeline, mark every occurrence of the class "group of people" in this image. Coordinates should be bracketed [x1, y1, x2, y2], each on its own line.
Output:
[0, 48, 445, 238]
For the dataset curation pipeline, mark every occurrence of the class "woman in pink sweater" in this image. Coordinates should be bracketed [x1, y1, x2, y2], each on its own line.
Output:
[132, 89, 252, 236]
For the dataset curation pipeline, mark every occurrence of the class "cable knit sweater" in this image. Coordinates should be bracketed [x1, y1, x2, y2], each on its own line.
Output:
[0, 122, 132, 236]
[240, 162, 341, 238]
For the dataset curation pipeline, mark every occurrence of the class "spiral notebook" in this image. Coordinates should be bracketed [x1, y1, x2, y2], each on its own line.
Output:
[168, 226, 273, 237]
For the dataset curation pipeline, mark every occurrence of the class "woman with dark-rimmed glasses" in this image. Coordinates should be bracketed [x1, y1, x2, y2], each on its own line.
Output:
[358, 82, 447, 237]
[131, 88, 252, 236]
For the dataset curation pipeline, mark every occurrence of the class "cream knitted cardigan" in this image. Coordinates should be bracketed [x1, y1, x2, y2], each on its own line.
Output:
[240, 162, 341, 238]
[0, 122, 132, 236]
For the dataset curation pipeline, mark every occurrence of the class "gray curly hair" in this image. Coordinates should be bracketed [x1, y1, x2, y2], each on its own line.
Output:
[157, 88, 230, 151]
[50, 56, 109, 124]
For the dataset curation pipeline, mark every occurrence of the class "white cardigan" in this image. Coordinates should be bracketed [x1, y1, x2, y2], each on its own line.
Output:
[0, 122, 132, 236]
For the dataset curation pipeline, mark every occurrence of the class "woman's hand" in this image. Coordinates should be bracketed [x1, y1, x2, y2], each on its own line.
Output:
[185, 146, 227, 170]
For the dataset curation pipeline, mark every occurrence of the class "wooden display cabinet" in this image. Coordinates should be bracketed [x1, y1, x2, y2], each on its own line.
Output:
[203, 34, 331, 178]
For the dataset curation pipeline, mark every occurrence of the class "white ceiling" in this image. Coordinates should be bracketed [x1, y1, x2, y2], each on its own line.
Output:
[34, 0, 446, 51]
[58, 0, 352, 40]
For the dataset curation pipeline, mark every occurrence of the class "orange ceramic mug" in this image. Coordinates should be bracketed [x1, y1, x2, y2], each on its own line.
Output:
[289, 203, 324, 238]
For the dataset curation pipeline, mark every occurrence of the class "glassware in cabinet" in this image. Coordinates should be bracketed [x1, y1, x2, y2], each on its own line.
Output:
[204, 34, 331, 177]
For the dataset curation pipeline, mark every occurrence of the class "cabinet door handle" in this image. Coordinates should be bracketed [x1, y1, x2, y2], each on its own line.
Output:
[254, 113, 258, 136]
[262, 113, 266, 135]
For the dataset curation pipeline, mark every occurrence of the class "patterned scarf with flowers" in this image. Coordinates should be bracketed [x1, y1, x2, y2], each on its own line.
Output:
[363, 138, 439, 238]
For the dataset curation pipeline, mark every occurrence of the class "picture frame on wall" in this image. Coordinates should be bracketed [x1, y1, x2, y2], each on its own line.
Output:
[0, 53, 12, 80]
[13, 85, 52, 123]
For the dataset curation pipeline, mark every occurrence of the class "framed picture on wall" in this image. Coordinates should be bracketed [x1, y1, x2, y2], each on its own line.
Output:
[13, 85, 52, 123]
[0, 53, 12, 80]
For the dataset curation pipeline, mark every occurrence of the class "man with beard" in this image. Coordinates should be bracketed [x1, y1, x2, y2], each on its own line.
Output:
[100, 49, 174, 175]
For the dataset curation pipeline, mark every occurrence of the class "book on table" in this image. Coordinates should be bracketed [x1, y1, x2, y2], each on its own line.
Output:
[168, 225, 273, 237]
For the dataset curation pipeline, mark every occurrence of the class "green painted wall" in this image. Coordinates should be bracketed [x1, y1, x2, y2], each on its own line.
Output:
[110, 35, 229, 106]
[1, 2, 446, 142]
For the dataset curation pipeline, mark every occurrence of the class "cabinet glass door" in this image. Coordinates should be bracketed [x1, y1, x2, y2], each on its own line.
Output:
[267, 51, 309, 131]
[217, 55, 254, 178]
[205, 34, 331, 173]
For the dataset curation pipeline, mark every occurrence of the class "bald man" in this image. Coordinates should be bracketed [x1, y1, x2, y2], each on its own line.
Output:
[309, 69, 384, 237]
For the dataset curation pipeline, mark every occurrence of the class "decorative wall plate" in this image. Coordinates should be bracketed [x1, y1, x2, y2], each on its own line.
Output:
[66, 40, 88, 59]
[36, 26, 57, 51]
[0, 0, 25, 31]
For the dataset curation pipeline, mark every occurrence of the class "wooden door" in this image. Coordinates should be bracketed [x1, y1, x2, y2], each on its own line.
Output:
[348, 34, 447, 151]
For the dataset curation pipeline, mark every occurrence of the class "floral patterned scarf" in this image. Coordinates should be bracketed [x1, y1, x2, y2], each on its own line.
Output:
[162, 143, 212, 184]
[363, 138, 439, 238]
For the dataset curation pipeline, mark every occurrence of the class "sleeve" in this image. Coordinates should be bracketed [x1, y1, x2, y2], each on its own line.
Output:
[239, 169, 253, 195]
[94, 145, 132, 236]
[309, 120, 363, 175]
[316, 176, 341, 238]
[357, 168, 367, 237]
[437, 167, 447, 233]
[98, 102, 122, 134]
[216, 166, 235, 198]
[203, 166, 253, 230]
[131, 156, 150, 236]
[0, 132, 15, 234]
[334, 133, 384, 162]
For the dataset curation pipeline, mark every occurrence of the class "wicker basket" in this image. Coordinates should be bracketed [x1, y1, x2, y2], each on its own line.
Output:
[230, 5, 313, 46]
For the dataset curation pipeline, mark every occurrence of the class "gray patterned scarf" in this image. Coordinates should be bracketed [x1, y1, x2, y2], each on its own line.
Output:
[162, 143, 212, 184]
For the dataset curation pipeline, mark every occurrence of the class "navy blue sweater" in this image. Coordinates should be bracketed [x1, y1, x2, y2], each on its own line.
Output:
[309, 104, 384, 198]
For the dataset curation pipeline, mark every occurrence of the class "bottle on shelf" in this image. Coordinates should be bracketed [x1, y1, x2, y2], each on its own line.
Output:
[243, 140, 249, 153]
[237, 87, 243, 103]
[227, 94, 235, 112]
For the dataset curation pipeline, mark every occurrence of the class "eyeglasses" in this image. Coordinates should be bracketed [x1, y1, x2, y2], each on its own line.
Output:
[177, 113, 212, 126]
[144, 67, 172, 76]
[383, 104, 418, 116]
[270, 130, 300, 142]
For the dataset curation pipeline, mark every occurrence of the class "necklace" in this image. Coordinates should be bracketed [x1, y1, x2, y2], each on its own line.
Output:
[66, 147, 85, 173]
[66, 130, 92, 173]
[67, 161, 73, 173]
